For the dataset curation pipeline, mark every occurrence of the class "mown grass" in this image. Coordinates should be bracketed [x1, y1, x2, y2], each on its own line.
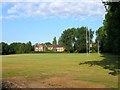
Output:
[2, 53, 119, 88]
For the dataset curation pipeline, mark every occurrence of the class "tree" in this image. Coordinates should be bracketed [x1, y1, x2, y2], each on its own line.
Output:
[0, 43, 2, 54]
[58, 27, 94, 53]
[96, 26, 107, 52]
[44, 42, 52, 45]
[1, 41, 33, 55]
[58, 28, 75, 52]
[1, 42, 9, 55]
[9, 42, 25, 54]
[103, 2, 120, 53]
[52, 37, 57, 45]
[25, 41, 32, 53]
[9, 43, 16, 54]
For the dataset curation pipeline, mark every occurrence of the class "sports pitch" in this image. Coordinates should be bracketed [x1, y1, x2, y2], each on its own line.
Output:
[2, 53, 119, 88]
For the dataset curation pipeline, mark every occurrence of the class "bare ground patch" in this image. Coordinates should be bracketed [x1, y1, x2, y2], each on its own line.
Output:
[2, 76, 106, 88]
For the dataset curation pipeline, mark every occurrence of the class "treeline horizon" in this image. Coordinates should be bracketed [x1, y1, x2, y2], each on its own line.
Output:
[0, 26, 98, 55]
[0, 30, 95, 55]
[0, 41, 34, 55]
[1, 2, 120, 55]
[0, 41, 63, 55]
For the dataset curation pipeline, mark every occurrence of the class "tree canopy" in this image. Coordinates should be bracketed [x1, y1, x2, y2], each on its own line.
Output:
[52, 37, 57, 45]
[59, 27, 94, 53]
[96, 2, 120, 54]
[96, 26, 107, 52]
[0, 41, 33, 55]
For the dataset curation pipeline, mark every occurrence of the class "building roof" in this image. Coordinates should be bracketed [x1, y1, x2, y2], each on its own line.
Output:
[35, 44, 44, 47]
[47, 45, 64, 47]
[35, 44, 64, 48]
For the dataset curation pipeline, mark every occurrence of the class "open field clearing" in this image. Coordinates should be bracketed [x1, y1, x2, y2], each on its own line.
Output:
[2, 53, 119, 88]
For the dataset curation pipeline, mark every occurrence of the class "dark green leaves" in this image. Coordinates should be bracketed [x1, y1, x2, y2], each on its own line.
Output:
[59, 27, 94, 53]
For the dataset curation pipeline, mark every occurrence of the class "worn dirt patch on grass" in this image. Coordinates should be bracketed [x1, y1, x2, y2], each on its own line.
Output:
[2, 76, 106, 88]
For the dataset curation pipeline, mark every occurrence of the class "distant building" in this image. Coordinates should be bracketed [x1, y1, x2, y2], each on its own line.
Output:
[34, 44, 46, 52]
[34, 44, 64, 52]
[47, 45, 65, 52]
[47, 45, 54, 51]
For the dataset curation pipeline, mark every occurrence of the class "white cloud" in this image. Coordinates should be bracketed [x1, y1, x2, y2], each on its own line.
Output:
[1, 0, 105, 2]
[2, 15, 20, 19]
[1, 0, 106, 20]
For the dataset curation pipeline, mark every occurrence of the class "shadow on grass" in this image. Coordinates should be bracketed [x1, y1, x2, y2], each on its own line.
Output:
[79, 54, 120, 76]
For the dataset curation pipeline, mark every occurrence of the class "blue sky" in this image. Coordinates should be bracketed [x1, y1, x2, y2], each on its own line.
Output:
[1, 0, 106, 45]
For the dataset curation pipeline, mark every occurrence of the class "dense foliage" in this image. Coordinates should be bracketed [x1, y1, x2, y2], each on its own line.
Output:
[96, 26, 107, 52]
[104, 2, 120, 53]
[58, 27, 94, 53]
[0, 41, 34, 55]
[96, 2, 120, 54]
[52, 37, 57, 45]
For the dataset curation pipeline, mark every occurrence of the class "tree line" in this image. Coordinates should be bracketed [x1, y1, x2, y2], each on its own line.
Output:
[0, 26, 95, 55]
[0, 41, 34, 55]
[1, 2, 119, 55]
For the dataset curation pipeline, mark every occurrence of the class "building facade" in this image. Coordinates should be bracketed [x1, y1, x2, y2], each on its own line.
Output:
[34, 44, 46, 51]
[34, 44, 64, 52]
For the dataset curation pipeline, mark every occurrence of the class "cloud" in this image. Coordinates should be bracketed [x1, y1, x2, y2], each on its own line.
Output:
[3, 0, 119, 2]
[2, 15, 21, 19]
[1, 0, 106, 20]
[1, 0, 106, 2]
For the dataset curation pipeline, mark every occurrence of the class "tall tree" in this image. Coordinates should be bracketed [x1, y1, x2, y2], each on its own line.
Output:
[25, 41, 32, 53]
[0, 43, 2, 54]
[59, 27, 94, 53]
[103, 2, 120, 53]
[52, 37, 57, 45]
[96, 26, 107, 52]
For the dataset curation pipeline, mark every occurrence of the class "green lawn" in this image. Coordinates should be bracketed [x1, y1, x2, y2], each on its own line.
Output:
[2, 53, 119, 88]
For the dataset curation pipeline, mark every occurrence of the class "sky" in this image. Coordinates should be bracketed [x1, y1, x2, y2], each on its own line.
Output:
[0, 0, 106, 45]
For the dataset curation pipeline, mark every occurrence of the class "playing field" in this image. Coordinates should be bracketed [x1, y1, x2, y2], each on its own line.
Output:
[2, 53, 119, 88]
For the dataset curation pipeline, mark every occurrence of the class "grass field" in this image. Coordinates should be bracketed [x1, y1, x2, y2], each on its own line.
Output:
[2, 53, 119, 88]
